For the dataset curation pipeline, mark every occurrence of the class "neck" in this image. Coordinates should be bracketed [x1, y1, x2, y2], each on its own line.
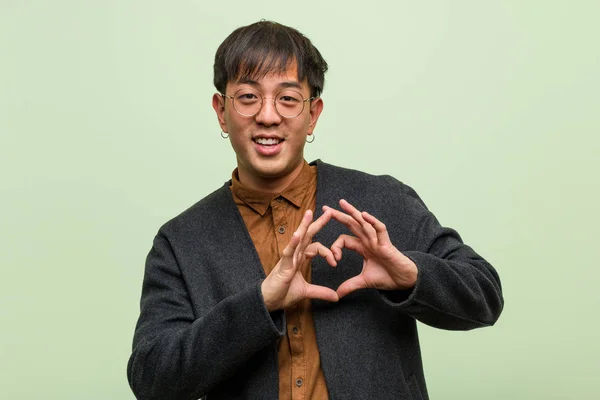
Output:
[238, 161, 305, 194]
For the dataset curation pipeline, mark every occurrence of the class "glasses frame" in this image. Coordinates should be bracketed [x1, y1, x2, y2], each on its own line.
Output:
[221, 89, 316, 119]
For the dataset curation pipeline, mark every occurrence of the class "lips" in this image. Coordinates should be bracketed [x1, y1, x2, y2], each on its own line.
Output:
[254, 137, 282, 146]
[253, 136, 284, 156]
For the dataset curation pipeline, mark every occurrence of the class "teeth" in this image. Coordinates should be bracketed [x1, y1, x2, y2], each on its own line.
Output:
[255, 138, 281, 145]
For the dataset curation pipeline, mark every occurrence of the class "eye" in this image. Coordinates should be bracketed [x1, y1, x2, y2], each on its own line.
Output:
[278, 92, 302, 103]
[235, 91, 261, 104]
[237, 92, 258, 100]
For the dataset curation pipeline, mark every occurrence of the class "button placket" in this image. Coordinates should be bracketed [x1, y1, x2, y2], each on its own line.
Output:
[272, 196, 289, 255]
[288, 309, 306, 400]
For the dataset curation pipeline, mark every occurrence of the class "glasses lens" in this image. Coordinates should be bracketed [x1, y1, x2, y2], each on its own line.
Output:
[233, 89, 262, 116]
[276, 90, 305, 118]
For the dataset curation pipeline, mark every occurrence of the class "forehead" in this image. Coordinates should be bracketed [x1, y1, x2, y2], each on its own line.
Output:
[227, 63, 308, 92]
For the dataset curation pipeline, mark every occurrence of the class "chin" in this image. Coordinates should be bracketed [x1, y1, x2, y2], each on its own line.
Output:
[255, 165, 290, 179]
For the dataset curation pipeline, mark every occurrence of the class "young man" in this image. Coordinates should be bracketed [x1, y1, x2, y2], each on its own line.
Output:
[128, 21, 503, 400]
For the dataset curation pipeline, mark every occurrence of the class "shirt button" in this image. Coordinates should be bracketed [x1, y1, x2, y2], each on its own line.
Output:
[295, 378, 303, 387]
[278, 226, 285, 234]
[292, 326, 299, 335]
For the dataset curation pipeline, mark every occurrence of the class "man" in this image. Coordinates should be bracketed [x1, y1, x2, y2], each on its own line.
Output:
[127, 20, 503, 400]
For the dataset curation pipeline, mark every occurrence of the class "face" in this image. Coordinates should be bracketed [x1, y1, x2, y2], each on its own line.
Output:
[212, 64, 323, 192]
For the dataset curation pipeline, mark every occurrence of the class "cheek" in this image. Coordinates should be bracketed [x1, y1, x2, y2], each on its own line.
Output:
[291, 119, 311, 139]
[224, 112, 245, 133]
[223, 110, 234, 127]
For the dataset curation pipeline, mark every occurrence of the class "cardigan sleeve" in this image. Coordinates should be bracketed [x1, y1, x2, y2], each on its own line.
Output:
[380, 181, 504, 330]
[127, 233, 285, 400]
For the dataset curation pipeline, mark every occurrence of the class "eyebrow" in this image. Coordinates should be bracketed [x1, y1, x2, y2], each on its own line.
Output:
[236, 78, 303, 90]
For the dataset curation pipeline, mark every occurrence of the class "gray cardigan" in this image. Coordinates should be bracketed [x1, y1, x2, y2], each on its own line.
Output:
[128, 160, 503, 400]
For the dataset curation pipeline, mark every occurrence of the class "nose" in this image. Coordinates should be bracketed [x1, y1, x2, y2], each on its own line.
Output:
[254, 98, 282, 126]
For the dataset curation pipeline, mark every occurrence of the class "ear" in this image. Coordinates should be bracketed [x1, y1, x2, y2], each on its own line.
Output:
[307, 97, 324, 135]
[212, 93, 229, 133]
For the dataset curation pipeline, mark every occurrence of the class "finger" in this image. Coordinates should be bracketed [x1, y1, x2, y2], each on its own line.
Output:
[336, 275, 368, 299]
[304, 283, 339, 303]
[362, 211, 391, 245]
[282, 231, 301, 258]
[295, 209, 313, 236]
[322, 206, 364, 239]
[290, 210, 314, 254]
[279, 232, 302, 272]
[330, 234, 364, 261]
[307, 209, 332, 237]
[339, 199, 378, 240]
[299, 209, 332, 251]
[304, 242, 337, 267]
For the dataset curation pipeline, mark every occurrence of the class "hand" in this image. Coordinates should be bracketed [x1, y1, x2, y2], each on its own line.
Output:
[261, 209, 339, 312]
[324, 199, 418, 299]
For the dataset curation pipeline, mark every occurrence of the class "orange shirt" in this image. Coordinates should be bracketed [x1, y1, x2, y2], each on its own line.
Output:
[230, 161, 329, 400]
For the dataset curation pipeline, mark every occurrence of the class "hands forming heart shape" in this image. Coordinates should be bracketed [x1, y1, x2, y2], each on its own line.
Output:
[261, 199, 419, 312]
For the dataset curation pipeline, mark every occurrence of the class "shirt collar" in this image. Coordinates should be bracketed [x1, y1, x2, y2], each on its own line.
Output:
[230, 161, 314, 216]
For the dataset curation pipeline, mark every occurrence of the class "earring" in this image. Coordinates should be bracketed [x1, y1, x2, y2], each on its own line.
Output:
[306, 134, 315, 143]
[221, 131, 229, 139]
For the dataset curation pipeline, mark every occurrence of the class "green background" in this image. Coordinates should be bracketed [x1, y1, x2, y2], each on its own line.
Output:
[1, 1, 599, 399]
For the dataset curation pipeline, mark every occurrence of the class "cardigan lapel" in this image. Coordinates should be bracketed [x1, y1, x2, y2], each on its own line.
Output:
[203, 183, 268, 283]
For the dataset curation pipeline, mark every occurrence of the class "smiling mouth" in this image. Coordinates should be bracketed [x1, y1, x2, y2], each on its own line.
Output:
[254, 137, 283, 146]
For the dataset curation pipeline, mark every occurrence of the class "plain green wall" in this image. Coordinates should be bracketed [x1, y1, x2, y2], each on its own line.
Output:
[1, 1, 599, 399]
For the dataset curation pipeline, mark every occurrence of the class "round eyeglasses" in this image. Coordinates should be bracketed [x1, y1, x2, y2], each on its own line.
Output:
[221, 88, 315, 118]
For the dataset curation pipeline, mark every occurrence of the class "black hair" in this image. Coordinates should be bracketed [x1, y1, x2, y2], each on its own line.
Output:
[213, 20, 328, 97]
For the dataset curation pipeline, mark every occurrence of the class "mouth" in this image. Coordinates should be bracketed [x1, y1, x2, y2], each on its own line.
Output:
[253, 137, 283, 146]
[252, 136, 284, 156]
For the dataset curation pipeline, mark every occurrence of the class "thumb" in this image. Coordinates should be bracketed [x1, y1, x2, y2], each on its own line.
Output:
[336, 276, 367, 299]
